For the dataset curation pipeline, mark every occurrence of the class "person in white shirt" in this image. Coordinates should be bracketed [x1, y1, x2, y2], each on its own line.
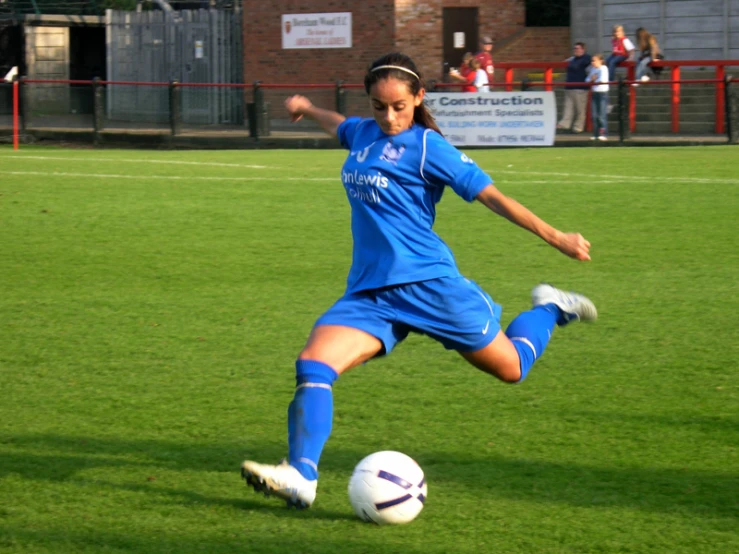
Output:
[470, 58, 489, 92]
[586, 53, 610, 141]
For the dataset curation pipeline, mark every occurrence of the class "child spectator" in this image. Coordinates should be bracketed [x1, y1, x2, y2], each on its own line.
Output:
[448, 52, 477, 92]
[606, 25, 635, 80]
[587, 53, 609, 141]
[471, 57, 490, 92]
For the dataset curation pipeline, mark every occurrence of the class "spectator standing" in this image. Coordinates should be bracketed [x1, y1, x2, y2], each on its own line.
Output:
[605, 25, 635, 81]
[587, 53, 609, 141]
[475, 36, 495, 88]
[635, 27, 662, 83]
[557, 42, 592, 133]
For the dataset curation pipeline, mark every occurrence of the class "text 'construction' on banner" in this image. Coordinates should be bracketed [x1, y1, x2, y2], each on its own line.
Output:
[425, 92, 557, 147]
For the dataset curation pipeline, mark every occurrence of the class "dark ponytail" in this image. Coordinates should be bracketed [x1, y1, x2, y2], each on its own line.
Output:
[364, 52, 442, 135]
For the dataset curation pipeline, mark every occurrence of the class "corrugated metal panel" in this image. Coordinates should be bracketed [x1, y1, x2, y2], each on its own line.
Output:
[573, 0, 737, 60]
[106, 9, 243, 125]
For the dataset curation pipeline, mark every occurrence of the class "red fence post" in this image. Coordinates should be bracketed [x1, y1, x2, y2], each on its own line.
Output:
[671, 66, 680, 133]
[628, 63, 636, 132]
[716, 65, 725, 134]
[544, 67, 553, 92]
[505, 68, 513, 92]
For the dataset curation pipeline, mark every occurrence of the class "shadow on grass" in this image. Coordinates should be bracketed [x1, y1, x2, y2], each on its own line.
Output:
[1, 431, 737, 522]
[0, 524, 413, 554]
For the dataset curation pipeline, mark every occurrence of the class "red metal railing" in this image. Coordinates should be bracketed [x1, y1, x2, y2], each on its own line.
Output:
[485, 60, 739, 134]
[10, 63, 739, 144]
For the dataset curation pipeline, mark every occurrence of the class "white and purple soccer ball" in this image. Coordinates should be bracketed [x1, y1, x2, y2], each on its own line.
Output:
[348, 451, 427, 525]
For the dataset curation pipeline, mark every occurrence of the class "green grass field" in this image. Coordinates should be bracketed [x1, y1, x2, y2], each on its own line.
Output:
[1, 145, 737, 553]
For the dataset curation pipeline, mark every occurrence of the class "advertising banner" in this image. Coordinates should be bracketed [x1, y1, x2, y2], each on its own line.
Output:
[425, 91, 557, 146]
[281, 13, 352, 49]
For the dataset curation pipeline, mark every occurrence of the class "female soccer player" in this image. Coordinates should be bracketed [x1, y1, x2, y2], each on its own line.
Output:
[242, 52, 597, 509]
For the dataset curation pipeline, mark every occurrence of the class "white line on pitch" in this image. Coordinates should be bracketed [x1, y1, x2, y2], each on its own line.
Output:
[0, 170, 336, 182]
[488, 169, 739, 185]
[0, 155, 276, 170]
[4, 156, 733, 185]
[0, 170, 622, 186]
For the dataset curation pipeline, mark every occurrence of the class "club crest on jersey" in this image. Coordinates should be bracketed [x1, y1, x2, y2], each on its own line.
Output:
[380, 142, 406, 165]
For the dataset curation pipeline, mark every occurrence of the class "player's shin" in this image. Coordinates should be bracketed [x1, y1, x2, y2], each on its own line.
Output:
[504, 305, 558, 381]
[287, 359, 338, 480]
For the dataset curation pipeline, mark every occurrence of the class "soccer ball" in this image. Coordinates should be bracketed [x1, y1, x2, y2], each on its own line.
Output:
[348, 451, 427, 525]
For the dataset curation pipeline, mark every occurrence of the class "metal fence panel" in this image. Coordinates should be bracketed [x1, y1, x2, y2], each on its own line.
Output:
[106, 9, 243, 126]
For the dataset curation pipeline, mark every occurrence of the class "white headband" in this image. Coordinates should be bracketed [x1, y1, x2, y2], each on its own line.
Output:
[371, 65, 420, 81]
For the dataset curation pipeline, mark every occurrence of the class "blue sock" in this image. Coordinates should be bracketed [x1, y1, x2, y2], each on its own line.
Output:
[505, 304, 560, 382]
[287, 359, 338, 481]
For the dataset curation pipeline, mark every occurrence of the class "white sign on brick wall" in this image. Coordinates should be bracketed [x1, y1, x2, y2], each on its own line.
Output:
[282, 12, 352, 49]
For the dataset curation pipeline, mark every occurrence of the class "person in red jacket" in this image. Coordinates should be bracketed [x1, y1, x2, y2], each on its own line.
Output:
[475, 36, 495, 88]
[605, 25, 635, 80]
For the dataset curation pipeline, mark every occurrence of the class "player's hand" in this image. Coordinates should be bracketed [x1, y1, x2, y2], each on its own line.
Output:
[557, 232, 591, 261]
[284, 95, 312, 123]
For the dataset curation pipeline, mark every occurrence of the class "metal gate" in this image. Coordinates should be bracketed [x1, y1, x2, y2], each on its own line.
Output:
[106, 8, 243, 125]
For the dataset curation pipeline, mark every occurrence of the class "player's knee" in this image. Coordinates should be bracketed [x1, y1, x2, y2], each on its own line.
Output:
[485, 349, 522, 383]
[494, 362, 522, 384]
[297, 349, 314, 361]
[471, 357, 521, 383]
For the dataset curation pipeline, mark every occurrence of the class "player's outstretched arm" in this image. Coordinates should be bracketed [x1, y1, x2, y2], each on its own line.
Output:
[284, 95, 346, 138]
[476, 184, 591, 261]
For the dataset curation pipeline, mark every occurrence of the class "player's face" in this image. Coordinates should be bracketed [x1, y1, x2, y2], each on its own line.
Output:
[369, 78, 424, 136]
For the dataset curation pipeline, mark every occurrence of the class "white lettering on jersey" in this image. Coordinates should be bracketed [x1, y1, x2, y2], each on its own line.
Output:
[347, 186, 381, 204]
[356, 146, 370, 163]
[342, 169, 389, 188]
[349, 143, 374, 163]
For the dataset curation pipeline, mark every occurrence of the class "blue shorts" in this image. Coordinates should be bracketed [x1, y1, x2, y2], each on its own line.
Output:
[315, 276, 502, 354]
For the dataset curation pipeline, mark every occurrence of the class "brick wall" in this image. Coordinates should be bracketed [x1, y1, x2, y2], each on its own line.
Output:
[243, 0, 526, 86]
[494, 27, 571, 63]
[242, 1, 395, 86]
[491, 26, 571, 83]
[395, 0, 524, 81]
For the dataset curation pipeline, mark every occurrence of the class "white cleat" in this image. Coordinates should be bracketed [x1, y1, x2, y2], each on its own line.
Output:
[532, 283, 597, 326]
[241, 460, 317, 509]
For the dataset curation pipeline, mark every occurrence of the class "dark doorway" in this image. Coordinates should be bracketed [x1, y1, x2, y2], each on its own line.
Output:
[442, 7, 479, 75]
[0, 24, 24, 116]
[69, 25, 106, 114]
[0, 24, 25, 77]
[70, 26, 106, 80]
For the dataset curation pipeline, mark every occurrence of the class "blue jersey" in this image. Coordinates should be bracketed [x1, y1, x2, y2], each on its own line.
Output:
[337, 117, 493, 294]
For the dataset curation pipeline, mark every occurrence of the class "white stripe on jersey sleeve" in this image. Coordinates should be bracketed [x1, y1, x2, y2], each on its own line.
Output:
[420, 128, 432, 185]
